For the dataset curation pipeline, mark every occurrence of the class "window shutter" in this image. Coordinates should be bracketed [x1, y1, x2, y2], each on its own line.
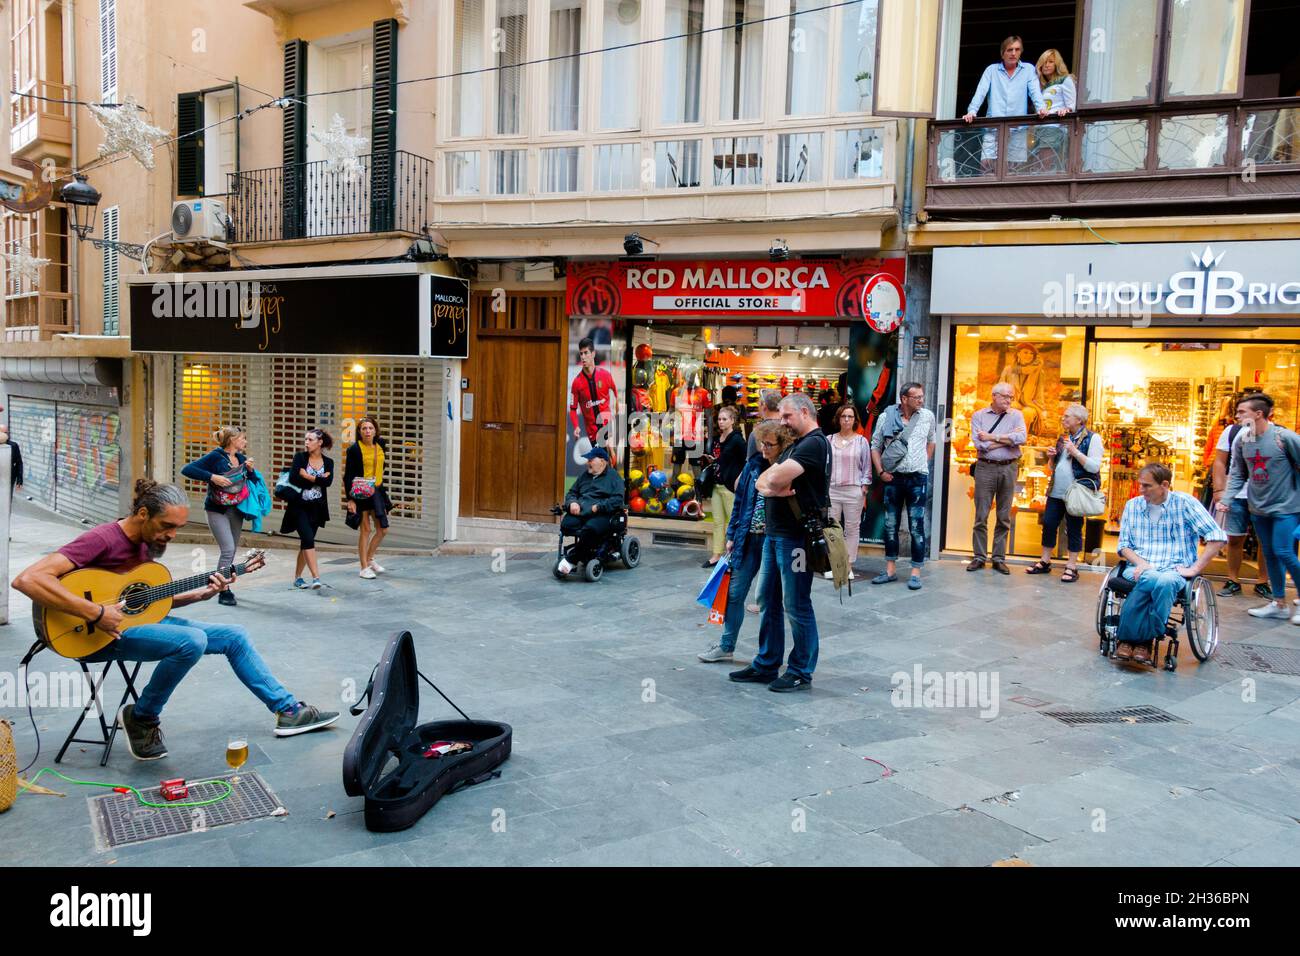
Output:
[102, 207, 120, 336]
[370, 18, 399, 232]
[282, 39, 308, 239]
[99, 0, 118, 101]
[177, 92, 205, 196]
[872, 0, 943, 117]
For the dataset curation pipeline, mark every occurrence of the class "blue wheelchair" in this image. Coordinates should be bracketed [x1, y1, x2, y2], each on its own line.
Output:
[1095, 561, 1219, 671]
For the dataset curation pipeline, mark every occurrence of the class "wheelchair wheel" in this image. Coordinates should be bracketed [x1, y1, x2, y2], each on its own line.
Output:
[621, 535, 641, 569]
[1185, 577, 1219, 661]
[582, 559, 604, 582]
[1096, 565, 1124, 655]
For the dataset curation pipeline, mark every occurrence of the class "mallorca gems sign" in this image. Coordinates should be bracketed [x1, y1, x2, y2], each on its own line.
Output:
[566, 258, 906, 328]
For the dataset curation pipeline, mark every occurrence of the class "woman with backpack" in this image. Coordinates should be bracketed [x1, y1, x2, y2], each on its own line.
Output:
[181, 425, 254, 606]
[343, 416, 392, 579]
[280, 427, 334, 590]
[1025, 404, 1101, 583]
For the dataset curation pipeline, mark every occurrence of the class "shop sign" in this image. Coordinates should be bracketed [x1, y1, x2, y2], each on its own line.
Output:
[566, 258, 906, 320]
[911, 336, 931, 360]
[128, 273, 470, 359]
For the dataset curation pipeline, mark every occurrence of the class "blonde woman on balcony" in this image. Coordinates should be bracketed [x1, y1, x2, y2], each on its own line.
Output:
[1031, 49, 1075, 172]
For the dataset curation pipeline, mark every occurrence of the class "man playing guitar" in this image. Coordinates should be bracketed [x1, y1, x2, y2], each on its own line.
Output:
[12, 479, 339, 760]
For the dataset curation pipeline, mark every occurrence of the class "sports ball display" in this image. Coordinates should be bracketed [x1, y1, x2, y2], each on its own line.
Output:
[665, 499, 682, 515]
[645, 498, 664, 514]
[676, 486, 696, 501]
[630, 496, 646, 513]
[628, 469, 644, 484]
[682, 500, 703, 518]
[648, 469, 668, 489]
[635, 344, 653, 362]
[676, 472, 694, 487]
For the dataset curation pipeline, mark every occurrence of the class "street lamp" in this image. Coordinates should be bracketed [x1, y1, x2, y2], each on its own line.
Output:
[60, 173, 147, 260]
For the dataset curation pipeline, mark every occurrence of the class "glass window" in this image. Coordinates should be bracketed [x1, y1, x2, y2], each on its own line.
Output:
[835, 0, 878, 114]
[777, 132, 823, 183]
[541, 146, 581, 192]
[1164, 0, 1245, 99]
[785, 0, 830, 116]
[445, 150, 480, 195]
[496, 0, 528, 135]
[1080, 119, 1149, 173]
[654, 140, 702, 188]
[1242, 109, 1300, 165]
[719, 0, 763, 121]
[594, 143, 641, 190]
[490, 149, 527, 194]
[451, 0, 484, 138]
[662, 0, 703, 124]
[1006, 123, 1071, 178]
[934, 126, 996, 181]
[548, 0, 583, 131]
[600, 0, 641, 129]
[834, 128, 883, 180]
[713, 135, 763, 186]
[1157, 113, 1229, 170]
[1081, 0, 1159, 106]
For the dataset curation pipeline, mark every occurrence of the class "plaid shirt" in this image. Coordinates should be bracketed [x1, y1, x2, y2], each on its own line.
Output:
[1117, 491, 1227, 571]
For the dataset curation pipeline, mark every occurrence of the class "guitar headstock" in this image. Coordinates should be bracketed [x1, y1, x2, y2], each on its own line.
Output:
[241, 549, 267, 574]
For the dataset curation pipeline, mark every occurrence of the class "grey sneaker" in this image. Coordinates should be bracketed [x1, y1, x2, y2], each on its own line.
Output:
[1248, 602, 1291, 620]
[118, 704, 168, 760]
[274, 702, 341, 737]
[697, 643, 734, 663]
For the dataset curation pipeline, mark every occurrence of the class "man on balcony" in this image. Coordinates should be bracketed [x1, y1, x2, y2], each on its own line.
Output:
[962, 35, 1049, 170]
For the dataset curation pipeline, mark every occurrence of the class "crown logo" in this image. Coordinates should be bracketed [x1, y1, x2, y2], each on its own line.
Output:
[1190, 246, 1226, 269]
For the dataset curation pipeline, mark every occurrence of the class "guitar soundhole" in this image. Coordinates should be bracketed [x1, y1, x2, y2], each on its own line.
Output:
[120, 582, 152, 615]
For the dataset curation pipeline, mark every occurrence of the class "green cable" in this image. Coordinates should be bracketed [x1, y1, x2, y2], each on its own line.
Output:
[22, 768, 234, 809]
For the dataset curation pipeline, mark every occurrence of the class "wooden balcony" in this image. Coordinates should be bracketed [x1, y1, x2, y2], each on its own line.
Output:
[924, 99, 1300, 219]
[10, 80, 73, 162]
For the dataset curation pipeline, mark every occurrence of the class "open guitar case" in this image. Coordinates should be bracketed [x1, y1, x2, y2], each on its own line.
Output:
[342, 630, 512, 832]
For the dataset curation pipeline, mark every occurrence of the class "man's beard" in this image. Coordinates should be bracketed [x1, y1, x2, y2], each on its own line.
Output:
[146, 541, 168, 559]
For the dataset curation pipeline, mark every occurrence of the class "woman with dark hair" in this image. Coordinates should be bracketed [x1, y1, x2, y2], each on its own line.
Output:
[828, 404, 872, 571]
[703, 404, 748, 568]
[343, 416, 392, 579]
[281, 428, 334, 590]
[181, 425, 254, 606]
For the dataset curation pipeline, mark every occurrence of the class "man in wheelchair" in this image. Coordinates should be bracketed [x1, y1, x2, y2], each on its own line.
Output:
[556, 447, 625, 576]
[1113, 463, 1227, 663]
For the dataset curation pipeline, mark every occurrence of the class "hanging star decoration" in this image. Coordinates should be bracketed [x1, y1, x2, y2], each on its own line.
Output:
[311, 113, 369, 182]
[89, 95, 168, 169]
[4, 242, 51, 285]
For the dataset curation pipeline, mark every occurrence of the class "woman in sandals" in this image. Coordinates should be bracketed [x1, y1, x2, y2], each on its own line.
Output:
[181, 425, 254, 606]
[1026, 404, 1101, 583]
[343, 416, 392, 579]
[282, 427, 334, 590]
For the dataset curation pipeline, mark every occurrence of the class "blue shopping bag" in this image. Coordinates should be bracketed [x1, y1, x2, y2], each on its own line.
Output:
[696, 556, 730, 609]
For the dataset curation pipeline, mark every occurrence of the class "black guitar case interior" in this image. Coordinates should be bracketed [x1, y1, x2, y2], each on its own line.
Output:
[342, 630, 512, 833]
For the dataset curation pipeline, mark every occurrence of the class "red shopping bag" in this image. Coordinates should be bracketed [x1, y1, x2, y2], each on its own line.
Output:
[707, 568, 731, 625]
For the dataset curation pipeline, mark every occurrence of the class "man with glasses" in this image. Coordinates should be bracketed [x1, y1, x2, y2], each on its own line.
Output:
[870, 383, 936, 591]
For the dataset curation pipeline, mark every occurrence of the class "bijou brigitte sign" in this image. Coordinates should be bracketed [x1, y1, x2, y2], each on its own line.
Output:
[566, 258, 906, 331]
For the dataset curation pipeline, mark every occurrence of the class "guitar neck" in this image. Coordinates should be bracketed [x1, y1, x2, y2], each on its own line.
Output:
[143, 560, 249, 605]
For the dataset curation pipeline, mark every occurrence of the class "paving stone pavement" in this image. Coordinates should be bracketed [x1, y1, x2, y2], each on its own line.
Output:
[2, 504, 1298, 867]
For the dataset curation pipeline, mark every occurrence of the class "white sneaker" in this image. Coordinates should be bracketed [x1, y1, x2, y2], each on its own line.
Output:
[557, 558, 574, 575]
[1248, 602, 1289, 620]
[310, 578, 322, 590]
[822, 571, 834, 579]
[369, 561, 385, 574]
[359, 567, 377, 579]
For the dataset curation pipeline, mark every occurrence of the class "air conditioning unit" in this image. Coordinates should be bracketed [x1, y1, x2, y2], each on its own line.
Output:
[171, 198, 228, 242]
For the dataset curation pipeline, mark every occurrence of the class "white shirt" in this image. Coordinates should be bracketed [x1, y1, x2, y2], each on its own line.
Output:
[1216, 426, 1248, 500]
[1040, 75, 1076, 113]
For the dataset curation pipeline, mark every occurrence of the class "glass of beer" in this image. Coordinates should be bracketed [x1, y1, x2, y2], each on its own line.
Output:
[226, 734, 249, 786]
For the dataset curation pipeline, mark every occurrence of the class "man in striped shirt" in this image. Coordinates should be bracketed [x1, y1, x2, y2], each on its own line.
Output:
[1114, 463, 1227, 663]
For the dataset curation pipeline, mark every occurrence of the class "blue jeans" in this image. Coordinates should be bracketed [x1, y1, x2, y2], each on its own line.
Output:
[1116, 568, 1186, 645]
[83, 615, 295, 721]
[751, 534, 819, 680]
[882, 471, 928, 568]
[719, 535, 775, 653]
[1250, 512, 1300, 600]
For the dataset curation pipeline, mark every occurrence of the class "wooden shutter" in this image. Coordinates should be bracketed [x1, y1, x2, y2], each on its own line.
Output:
[102, 206, 119, 336]
[282, 40, 308, 239]
[370, 18, 399, 232]
[872, 0, 943, 117]
[99, 0, 117, 100]
[177, 92, 205, 196]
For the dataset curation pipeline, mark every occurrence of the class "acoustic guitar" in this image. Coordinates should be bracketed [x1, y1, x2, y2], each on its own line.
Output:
[33, 550, 267, 660]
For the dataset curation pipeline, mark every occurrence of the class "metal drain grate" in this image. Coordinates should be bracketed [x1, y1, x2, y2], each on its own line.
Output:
[651, 531, 706, 548]
[91, 773, 284, 850]
[1215, 643, 1300, 676]
[1042, 705, 1189, 726]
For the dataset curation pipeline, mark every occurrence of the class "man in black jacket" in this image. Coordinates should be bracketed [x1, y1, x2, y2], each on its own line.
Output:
[558, 447, 624, 574]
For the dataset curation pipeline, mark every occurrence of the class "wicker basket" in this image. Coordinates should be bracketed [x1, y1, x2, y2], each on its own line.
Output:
[0, 719, 16, 812]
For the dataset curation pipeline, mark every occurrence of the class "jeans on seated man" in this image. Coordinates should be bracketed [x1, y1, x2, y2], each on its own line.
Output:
[557, 446, 623, 574]
[1115, 463, 1227, 663]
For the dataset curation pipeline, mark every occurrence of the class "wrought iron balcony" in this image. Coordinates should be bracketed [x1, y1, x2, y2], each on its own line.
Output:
[925, 99, 1300, 218]
[226, 150, 434, 244]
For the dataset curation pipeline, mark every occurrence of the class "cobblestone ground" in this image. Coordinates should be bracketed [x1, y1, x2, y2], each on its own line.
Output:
[3, 503, 1298, 866]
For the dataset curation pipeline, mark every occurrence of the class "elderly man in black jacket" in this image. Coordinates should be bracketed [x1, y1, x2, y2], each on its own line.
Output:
[558, 447, 624, 574]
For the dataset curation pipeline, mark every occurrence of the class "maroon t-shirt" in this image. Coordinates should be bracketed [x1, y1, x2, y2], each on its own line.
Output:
[57, 521, 151, 573]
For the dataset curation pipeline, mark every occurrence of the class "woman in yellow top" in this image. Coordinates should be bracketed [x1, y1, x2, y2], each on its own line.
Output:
[344, 416, 392, 579]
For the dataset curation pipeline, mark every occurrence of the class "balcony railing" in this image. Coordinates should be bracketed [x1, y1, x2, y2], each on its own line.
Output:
[227, 150, 434, 243]
[10, 79, 73, 157]
[925, 99, 1300, 217]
